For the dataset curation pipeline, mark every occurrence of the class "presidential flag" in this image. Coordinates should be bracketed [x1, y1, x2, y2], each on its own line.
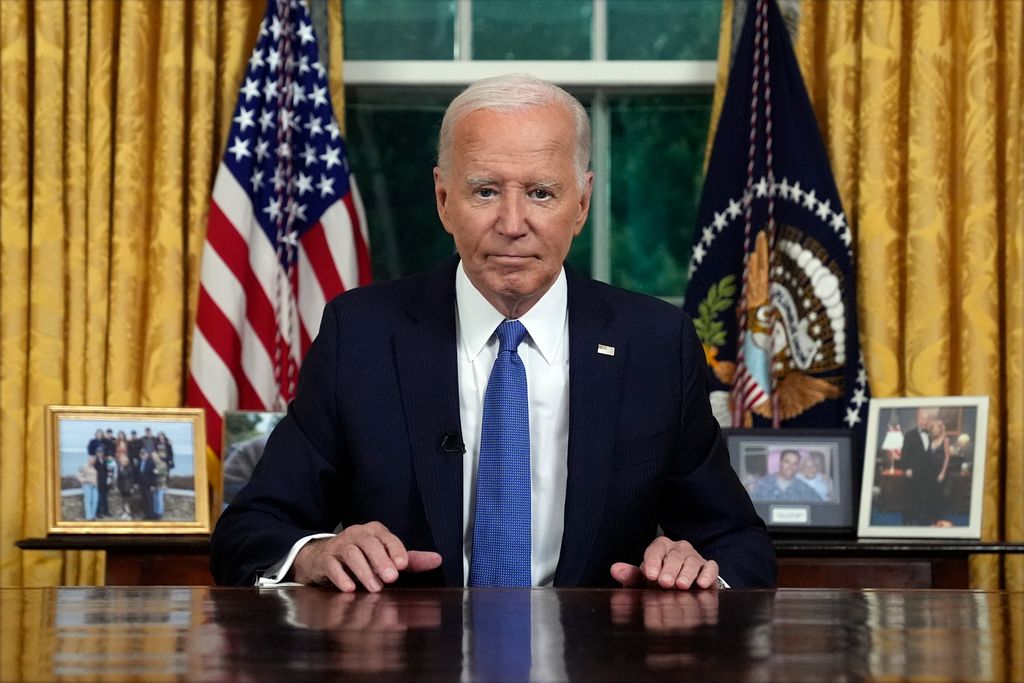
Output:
[188, 0, 370, 459]
[682, 0, 869, 432]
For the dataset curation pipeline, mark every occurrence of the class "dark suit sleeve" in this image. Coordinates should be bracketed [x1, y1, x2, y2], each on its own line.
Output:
[210, 303, 351, 586]
[658, 315, 777, 588]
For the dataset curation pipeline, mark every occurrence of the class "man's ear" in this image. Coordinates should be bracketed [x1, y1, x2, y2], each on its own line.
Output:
[573, 171, 594, 236]
[433, 167, 453, 235]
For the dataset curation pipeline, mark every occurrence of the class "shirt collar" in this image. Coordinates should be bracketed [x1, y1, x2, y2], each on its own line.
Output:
[455, 261, 567, 366]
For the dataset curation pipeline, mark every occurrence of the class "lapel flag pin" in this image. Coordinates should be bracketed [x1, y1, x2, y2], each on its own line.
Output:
[597, 344, 615, 356]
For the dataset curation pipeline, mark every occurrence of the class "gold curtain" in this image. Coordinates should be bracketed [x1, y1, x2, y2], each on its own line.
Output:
[792, 0, 1023, 590]
[0, 0, 265, 587]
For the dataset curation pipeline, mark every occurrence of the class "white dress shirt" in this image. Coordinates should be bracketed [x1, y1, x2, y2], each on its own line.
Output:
[257, 264, 570, 587]
[455, 262, 569, 587]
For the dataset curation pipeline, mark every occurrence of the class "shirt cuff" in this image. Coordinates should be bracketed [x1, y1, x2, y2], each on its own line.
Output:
[254, 533, 336, 587]
[717, 576, 730, 589]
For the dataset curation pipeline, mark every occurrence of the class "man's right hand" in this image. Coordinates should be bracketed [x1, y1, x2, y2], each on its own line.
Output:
[292, 522, 442, 592]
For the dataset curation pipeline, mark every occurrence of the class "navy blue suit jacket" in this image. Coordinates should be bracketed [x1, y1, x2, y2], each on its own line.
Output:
[210, 259, 776, 587]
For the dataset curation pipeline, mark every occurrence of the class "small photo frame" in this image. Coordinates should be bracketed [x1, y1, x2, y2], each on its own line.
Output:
[221, 410, 284, 510]
[724, 429, 856, 533]
[858, 396, 989, 539]
[45, 406, 209, 534]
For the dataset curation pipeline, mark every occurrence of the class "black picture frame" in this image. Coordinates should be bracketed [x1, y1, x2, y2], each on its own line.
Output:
[723, 428, 857, 535]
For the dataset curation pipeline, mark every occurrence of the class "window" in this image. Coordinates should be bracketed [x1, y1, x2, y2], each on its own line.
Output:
[341, 0, 720, 299]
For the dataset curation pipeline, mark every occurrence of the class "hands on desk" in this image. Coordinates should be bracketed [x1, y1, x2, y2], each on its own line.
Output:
[610, 536, 720, 590]
[293, 522, 442, 592]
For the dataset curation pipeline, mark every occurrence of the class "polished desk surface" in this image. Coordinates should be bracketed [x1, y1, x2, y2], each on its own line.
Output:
[1, 587, 1021, 682]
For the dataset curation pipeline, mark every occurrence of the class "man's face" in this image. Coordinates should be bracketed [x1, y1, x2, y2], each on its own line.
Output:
[800, 458, 818, 479]
[434, 104, 593, 318]
[916, 409, 934, 430]
[779, 452, 800, 480]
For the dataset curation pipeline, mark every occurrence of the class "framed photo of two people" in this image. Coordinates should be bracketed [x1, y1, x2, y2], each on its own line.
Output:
[45, 406, 209, 534]
[725, 429, 857, 534]
[859, 396, 989, 539]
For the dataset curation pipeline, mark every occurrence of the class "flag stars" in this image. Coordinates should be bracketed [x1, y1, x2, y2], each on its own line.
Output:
[269, 15, 283, 40]
[310, 84, 329, 109]
[815, 198, 832, 221]
[255, 138, 270, 163]
[692, 242, 707, 264]
[248, 49, 264, 70]
[266, 47, 282, 72]
[300, 144, 317, 166]
[831, 211, 847, 232]
[701, 225, 715, 245]
[313, 61, 326, 78]
[852, 387, 867, 408]
[317, 174, 335, 198]
[298, 55, 311, 74]
[305, 116, 323, 137]
[713, 211, 728, 231]
[277, 141, 292, 159]
[286, 198, 308, 222]
[250, 169, 264, 191]
[726, 198, 743, 218]
[272, 167, 286, 191]
[802, 188, 818, 210]
[263, 79, 278, 101]
[291, 83, 306, 106]
[844, 407, 862, 427]
[259, 110, 275, 132]
[264, 196, 283, 222]
[778, 177, 792, 199]
[789, 181, 803, 203]
[295, 172, 313, 196]
[240, 78, 260, 101]
[320, 146, 341, 169]
[234, 106, 255, 132]
[227, 136, 251, 162]
[297, 22, 315, 44]
[754, 176, 769, 197]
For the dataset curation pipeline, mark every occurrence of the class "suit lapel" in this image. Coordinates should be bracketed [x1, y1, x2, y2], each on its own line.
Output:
[554, 270, 626, 586]
[393, 258, 465, 587]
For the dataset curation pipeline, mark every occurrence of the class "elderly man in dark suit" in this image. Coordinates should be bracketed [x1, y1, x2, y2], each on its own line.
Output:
[211, 74, 775, 591]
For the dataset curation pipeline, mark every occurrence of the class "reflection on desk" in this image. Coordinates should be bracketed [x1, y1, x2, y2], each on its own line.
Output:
[1, 587, 1020, 682]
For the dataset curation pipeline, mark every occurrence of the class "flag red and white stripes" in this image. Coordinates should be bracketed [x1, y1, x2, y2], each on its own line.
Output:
[188, 0, 370, 458]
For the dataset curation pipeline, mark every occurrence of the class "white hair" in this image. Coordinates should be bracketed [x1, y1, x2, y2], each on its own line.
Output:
[436, 73, 591, 189]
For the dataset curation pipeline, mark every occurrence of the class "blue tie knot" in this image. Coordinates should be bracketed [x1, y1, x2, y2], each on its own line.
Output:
[496, 320, 528, 353]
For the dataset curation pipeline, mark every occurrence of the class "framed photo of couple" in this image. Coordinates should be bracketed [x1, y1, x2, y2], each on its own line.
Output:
[724, 429, 857, 534]
[45, 405, 209, 534]
[858, 396, 989, 539]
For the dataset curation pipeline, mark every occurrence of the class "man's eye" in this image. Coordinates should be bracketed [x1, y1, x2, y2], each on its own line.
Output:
[530, 189, 552, 200]
[476, 188, 496, 198]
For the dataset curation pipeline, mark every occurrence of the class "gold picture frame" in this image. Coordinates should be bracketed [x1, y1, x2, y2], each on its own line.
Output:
[45, 405, 210, 535]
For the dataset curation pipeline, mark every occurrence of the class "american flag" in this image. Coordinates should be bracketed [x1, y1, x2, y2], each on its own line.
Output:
[188, 0, 370, 459]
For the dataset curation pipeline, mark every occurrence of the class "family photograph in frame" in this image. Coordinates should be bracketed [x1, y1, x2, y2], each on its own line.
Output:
[858, 396, 989, 539]
[220, 410, 284, 511]
[724, 429, 856, 533]
[45, 406, 210, 534]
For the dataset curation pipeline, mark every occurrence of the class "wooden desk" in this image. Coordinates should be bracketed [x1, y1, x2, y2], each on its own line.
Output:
[18, 537, 1024, 588]
[1, 587, 1020, 681]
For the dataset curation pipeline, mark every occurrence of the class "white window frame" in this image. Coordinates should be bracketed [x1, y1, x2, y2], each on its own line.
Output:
[343, 0, 717, 283]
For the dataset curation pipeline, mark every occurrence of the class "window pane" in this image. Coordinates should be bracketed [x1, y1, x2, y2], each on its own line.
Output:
[343, 0, 455, 60]
[345, 88, 455, 280]
[473, 0, 591, 60]
[608, 93, 712, 297]
[607, 0, 721, 60]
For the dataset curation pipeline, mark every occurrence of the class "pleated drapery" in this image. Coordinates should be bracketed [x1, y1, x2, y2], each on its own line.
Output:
[0, 0, 354, 589]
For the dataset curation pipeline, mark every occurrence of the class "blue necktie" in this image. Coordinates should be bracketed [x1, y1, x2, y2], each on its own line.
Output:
[470, 320, 531, 587]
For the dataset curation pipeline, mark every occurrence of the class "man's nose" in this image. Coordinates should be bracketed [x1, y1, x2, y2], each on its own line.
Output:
[496, 193, 528, 236]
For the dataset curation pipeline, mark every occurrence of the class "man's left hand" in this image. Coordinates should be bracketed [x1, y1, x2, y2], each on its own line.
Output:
[610, 537, 720, 590]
